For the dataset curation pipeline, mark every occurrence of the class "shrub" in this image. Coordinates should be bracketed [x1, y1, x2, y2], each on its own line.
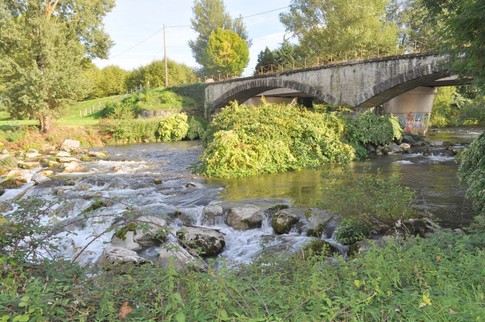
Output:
[186, 116, 207, 140]
[458, 132, 485, 217]
[198, 102, 355, 178]
[100, 118, 161, 144]
[155, 113, 189, 142]
[319, 169, 416, 231]
[334, 219, 373, 245]
[345, 112, 402, 159]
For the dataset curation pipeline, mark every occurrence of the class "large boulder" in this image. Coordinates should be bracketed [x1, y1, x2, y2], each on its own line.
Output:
[1, 169, 32, 188]
[98, 246, 148, 266]
[60, 139, 81, 152]
[399, 143, 412, 153]
[271, 210, 299, 234]
[226, 206, 264, 231]
[111, 216, 168, 251]
[17, 161, 40, 170]
[402, 135, 417, 145]
[176, 226, 225, 256]
[62, 161, 86, 173]
[201, 204, 224, 225]
[297, 208, 337, 238]
[156, 242, 205, 271]
[31, 173, 51, 185]
[382, 143, 402, 155]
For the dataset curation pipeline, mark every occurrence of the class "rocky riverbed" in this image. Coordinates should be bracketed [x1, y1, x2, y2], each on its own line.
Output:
[0, 135, 472, 269]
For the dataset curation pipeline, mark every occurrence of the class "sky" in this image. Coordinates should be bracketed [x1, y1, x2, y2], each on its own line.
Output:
[93, 0, 293, 76]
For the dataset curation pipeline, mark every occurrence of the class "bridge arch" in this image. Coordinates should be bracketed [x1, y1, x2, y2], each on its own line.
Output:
[208, 78, 335, 115]
[357, 61, 452, 108]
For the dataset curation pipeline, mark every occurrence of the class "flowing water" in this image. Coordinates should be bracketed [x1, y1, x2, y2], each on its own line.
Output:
[3, 128, 482, 265]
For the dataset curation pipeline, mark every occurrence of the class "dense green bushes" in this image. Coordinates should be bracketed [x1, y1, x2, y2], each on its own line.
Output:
[198, 102, 355, 178]
[100, 113, 204, 144]
[198, 103, 406, 178]
[1, 229, 484, 321]
[459, 132, 485, 217]
[99, 89, 205, 144]
[431, 87, 485, 127]
[345, 112, 403, 159]
[155, 113, 189, 142]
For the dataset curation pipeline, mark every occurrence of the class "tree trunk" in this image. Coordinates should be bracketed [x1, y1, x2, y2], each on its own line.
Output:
[39, 114, 52, 133]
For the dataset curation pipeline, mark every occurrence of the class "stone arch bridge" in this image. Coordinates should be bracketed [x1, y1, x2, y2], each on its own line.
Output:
[203, 53, 464, 133]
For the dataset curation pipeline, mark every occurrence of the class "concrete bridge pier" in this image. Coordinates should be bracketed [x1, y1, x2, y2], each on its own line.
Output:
[383, 86, 437, 135]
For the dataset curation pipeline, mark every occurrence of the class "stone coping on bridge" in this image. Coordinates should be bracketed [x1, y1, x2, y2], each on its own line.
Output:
[208, 52, 444, 85]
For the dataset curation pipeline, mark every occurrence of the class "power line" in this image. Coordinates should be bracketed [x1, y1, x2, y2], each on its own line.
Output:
[110, 27, 164, 58]
[109, 5, 290, 58]
[242, 6, 289, 19]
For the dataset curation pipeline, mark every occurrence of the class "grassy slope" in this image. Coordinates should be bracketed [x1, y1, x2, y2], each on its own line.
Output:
[0, 95, 124, 129]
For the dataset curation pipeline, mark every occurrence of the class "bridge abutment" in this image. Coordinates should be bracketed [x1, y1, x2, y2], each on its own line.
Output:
[383, 86, 436, 135]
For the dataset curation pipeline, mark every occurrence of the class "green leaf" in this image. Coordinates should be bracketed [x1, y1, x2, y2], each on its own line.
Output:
[175, 312, 186, 322]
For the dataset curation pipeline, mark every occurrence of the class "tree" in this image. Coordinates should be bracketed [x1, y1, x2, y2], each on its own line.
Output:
[389, 0, 444, 52]
[0, 0, 114, 132]
[189, 0, 250, 75]
[98, 66, 128, 97]
[255, 47, 276, 74]
[204, 28, 249, 76]
[422, 0, 485, 90]
[280, 0, 400, 61]
[125, 60, 197, 91]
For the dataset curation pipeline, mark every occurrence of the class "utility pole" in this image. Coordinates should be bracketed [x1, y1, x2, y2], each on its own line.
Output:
[163, 24, 169, 87]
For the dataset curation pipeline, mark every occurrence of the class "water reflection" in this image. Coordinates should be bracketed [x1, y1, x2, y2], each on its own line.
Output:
[207, 128, 484, 228]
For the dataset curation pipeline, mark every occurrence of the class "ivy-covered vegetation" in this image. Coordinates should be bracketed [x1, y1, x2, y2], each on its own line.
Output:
[198, 102, 356, 178]
[198, 102, 406, 178]
[345, 112, 403, 159]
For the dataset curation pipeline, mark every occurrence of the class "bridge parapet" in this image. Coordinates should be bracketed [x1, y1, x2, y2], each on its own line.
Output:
[204, 53, 456, 117]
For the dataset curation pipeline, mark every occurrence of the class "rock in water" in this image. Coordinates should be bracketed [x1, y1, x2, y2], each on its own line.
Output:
[111, 216, 168, 251]
[272, 210, 299, 234]
[60, 139, 81, 152]
[98, 246, 148, 266]
[201, 204, 224, 225]
[226, 206, 264, 231]
[177, 226, 225, 256]
[156, 242, 205, 271]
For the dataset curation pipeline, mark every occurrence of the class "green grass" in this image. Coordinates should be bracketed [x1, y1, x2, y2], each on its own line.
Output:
[0, 95, 124, 128]
[0, 111, 36, 129]
[0, 89, 198, 128]
[58, 94, 126, 126]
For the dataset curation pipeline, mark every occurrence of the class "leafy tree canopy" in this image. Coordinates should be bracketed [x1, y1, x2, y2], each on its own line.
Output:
[85, 65, 128, 99]
[0, 0, 114, 132]
[125, 60, 197, 91]
[204, 28, 249, 76]
[189, 0, 250, 75]
[280, 0, 400, 60]
[388, 0, 444, 52]
[422, 0, 485, 90]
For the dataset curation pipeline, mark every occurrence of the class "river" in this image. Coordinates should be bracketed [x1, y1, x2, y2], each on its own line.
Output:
[4, 127, 482, 265]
